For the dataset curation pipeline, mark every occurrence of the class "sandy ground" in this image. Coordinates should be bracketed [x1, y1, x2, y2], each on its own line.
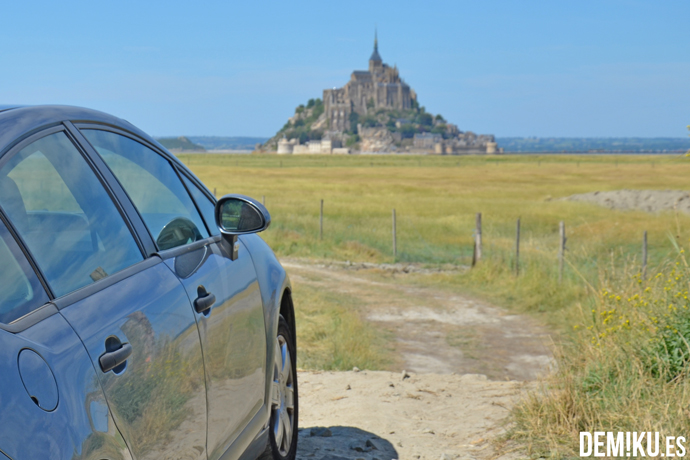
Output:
[283, 260, 553, 460]
[297, 371, 526, 460]
[564, 189, 690, 214]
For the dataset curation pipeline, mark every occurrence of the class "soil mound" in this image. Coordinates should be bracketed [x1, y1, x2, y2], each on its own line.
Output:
[564, 190, 690, 214]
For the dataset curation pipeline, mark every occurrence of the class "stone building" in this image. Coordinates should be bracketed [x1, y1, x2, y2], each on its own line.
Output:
[323, 33, 416, 132]
[276, 135, 345, 155]
[412, 132, 500, 155]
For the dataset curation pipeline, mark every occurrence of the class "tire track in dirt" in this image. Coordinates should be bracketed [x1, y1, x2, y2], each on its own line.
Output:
[283, 259, 553, 381]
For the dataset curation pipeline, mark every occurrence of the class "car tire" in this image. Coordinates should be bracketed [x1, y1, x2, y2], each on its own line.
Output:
[261, 315, 298, 460]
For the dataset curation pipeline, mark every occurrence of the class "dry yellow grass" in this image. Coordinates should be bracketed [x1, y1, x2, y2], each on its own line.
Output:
[181, 153, 690, 319]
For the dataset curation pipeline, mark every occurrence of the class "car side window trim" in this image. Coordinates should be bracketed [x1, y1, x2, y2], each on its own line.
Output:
[77, 125, 212, 252]
[0, 209, 54, 329]
[0, 170, 56, 300]
[155, 233, 223, 261]
[65, 122, 157, 257]
[174, 167, 216, 236]
[73, 123, 176, 256]
[0, 302, 59, 333]
[176, 167, 217, 204]
[51, 256, 162, 310]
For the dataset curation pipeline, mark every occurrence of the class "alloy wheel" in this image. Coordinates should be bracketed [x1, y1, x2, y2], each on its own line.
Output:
[270, 334, 295, 456]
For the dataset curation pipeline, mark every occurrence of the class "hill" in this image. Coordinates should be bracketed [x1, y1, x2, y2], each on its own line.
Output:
[264, 97, 483, 153]
[188, 136, 269, 151]
[156, 136, 205, 152]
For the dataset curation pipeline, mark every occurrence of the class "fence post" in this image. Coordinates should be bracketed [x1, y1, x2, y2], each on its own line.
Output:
[392, 209, 397, 262]
[642, 231, 648, 280]
[213, 188, 217, 198]
[472, 213, 482, 267]
[515, 218, 521, 276]
[262, 195, 265, 206]
[559, 221, 566, 283]
[320, 199, 324, 240]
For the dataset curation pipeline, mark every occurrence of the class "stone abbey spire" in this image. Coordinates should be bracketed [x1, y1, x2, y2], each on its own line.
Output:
[369, 30, 382, 64]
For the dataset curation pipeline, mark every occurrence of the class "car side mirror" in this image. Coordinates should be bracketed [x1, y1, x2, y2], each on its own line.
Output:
[215, 195, 271, 260]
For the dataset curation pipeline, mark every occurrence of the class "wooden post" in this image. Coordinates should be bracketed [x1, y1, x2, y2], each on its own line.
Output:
[559, 221, 566, 283]
[392, 209, 397, 262]
[262, 195, 265, 205]
[472, 213, 482, 267]
[642, 231, 648, 280]
[319, 199, 324, 241]
[213, 188, 217, 197]
[515, 218, 521, 276]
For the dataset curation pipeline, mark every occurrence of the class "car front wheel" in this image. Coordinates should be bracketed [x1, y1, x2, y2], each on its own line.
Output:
[264, 315, 298, 460]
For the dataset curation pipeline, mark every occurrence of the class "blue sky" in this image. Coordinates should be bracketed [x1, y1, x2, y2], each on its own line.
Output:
[1, 1, 688, 137]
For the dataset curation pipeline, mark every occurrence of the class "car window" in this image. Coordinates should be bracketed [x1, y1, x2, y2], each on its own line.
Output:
[0, 132, 143, 298]
[181, 174, 220, 236]
[0, 218, 50, 323]
[81, 130, 210, 250]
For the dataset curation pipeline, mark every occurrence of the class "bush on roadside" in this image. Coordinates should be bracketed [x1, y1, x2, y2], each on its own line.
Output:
[511, 251, 690, 457]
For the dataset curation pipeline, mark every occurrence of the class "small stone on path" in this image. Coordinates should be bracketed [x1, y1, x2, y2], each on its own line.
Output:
[309, 427, 332, 437]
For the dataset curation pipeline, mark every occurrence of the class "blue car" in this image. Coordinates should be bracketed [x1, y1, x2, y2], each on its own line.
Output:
[0, 106, 298, 460]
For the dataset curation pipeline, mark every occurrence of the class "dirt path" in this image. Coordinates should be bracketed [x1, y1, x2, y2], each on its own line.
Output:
[283, 259, 553, 381]
[283, 259, 552, 460]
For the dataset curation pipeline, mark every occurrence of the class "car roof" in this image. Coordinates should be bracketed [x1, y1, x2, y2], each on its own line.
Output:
[0, 105, 22, 112]
[0, 105, 156, 157]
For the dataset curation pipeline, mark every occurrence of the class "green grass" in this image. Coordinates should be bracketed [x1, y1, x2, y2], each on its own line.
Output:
[292, 281, 392, 370]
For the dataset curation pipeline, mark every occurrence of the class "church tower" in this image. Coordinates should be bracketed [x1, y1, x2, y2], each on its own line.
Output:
[368, 31, 383, 73]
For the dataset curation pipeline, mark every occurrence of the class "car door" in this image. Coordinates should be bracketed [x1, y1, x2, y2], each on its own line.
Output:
[79, 128, 268, 460]
[0, 214, 132, 460]
[176, 175, 267, 460]
[0, 129, 208, 460]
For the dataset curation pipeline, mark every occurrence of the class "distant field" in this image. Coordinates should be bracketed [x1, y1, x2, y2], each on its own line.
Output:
[176, 153, 690, 323]
[180, 153, 690, 278]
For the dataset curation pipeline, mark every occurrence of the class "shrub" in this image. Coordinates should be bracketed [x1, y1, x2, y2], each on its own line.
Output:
[512, 253, 690, 457]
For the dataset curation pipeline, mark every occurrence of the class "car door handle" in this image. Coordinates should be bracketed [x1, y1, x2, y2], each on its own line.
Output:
[194, 286, 216, 314]
[99, 343, 132, 373]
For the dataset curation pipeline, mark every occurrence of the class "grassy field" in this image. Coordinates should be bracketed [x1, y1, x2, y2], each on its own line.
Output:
[181, 153, 690, 456]
[180, 153, 690, 316]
